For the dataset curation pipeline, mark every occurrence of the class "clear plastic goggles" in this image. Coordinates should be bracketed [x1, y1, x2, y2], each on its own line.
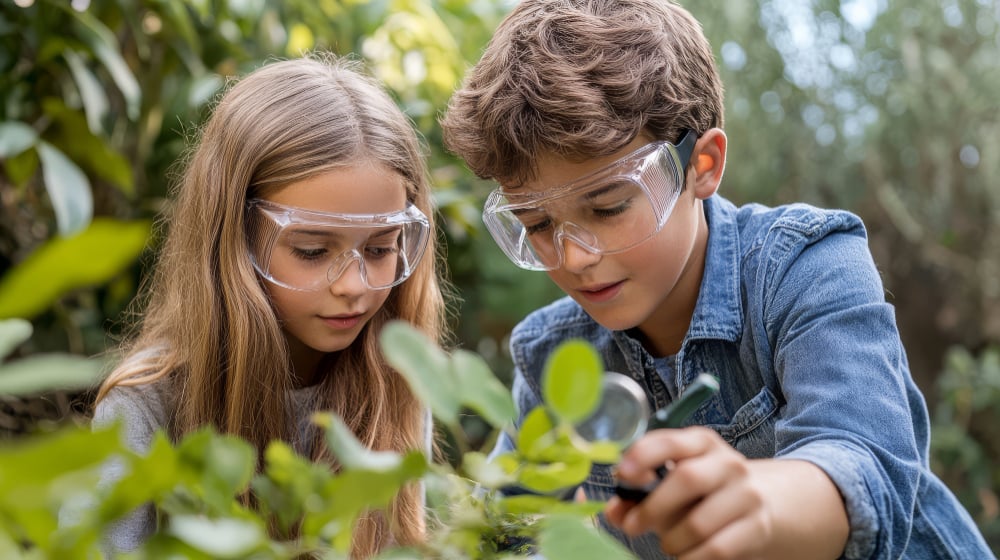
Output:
[483, 130, 696, 271]
[246, 199, 430, 291]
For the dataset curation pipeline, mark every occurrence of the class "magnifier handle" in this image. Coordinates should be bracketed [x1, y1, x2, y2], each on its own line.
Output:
[613, 464, 669, 502]
[612, 373, 720, 503]
[647, 373, 720, 430]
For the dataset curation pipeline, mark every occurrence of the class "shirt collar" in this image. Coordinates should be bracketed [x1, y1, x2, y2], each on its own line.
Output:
[685, 195, 744, 342]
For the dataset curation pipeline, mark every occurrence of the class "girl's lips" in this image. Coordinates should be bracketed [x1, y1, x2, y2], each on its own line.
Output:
[578, 281, 624, 303]
[320, 313, 364, 330]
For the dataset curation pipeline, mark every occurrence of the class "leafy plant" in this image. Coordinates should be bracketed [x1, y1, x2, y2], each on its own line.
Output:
[0, 318, 105, 396]
[930, 345, 1000, 549]
[0, 321, 636, 559]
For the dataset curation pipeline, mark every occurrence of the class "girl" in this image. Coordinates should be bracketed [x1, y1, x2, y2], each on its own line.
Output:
[93, 54, 447, 558]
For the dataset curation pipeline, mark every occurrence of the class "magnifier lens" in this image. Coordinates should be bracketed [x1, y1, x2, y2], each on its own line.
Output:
[575, 372, 650, 445]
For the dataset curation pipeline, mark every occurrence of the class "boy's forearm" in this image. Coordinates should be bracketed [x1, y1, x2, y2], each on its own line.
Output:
[752, 459, 849, 560]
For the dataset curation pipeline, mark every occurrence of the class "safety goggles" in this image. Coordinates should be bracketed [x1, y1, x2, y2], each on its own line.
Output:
[482, 130, 696, 271]
[246, 199, 430, 291]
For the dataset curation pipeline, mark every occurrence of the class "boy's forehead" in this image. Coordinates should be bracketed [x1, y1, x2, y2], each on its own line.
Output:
[507, 134, 653, 194]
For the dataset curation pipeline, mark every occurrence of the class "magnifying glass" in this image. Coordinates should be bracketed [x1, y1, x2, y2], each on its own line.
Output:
[575, 371, 720, 502]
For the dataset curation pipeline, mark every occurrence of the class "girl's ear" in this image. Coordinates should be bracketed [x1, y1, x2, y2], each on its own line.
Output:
[689, 128, 727, 200]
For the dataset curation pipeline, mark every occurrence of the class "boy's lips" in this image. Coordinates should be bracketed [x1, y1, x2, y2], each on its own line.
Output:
[577, 280, 625, 303]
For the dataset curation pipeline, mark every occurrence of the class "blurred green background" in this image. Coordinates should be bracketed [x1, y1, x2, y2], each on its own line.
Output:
[0, 0, 997, 550]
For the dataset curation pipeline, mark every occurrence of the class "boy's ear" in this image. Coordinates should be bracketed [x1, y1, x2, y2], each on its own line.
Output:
[689, 128, 726, 200]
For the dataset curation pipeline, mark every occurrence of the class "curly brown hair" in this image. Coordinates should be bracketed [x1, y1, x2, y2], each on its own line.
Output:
[441, 0, 724, 185]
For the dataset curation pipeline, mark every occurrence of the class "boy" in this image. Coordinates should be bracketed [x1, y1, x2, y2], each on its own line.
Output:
[440, 1, 993, 558]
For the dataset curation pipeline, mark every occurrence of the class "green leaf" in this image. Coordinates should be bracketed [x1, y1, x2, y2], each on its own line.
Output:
[0, 318, 32, 360]
[500, 494, 604, 517]
[40, 98, 134, 195]
[157, 0, 205, 75]
[450, 349, 515, 429]
[578, 440, 622, 465]
[0, 121, 37, 157]
[461, 451, 516, 489]
[167, 516, 266, 558]
[314, 412, 405, 472]
[253, 441, 326, 532]
[0, 353, 105, 396]
[517, 454, 591, 494]
[516, 407, 556, 460]
[3, 148, 39, 187]
[542, 340, 604, 423]
[36, 141, 93, 236]
[379, 320, 460, 426]
[63, 49, 109, 135]
[538, 514, 638, 560]
[67, 9, 141, 120]
[173, 430, 256, 514]
[98, 432, 181, 521]
[302, 452, 427, 542]
[0, 423, 122, 493]
[0, 218, 150, 319]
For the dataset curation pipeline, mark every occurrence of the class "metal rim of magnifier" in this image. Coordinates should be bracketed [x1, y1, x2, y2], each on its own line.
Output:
[575, 371, 651, 447]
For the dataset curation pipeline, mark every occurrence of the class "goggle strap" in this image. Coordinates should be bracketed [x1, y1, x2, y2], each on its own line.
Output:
[674, 129, 697, 172]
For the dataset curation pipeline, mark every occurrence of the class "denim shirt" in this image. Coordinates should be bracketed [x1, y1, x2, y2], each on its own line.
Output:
[491, 195, 992, 559]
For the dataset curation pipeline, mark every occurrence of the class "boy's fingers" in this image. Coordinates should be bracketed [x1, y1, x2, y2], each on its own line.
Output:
[657, 479, 754, 555]
[620, 452, 731, 535]
[617, 426, 722, 479]
[674, 514, 767, 560]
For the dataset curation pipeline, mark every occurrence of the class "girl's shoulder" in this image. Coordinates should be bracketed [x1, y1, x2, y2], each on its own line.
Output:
[93, 381, 173, 452]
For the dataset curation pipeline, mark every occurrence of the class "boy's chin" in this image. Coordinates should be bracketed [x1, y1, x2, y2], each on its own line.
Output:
[575, 304, 643, 333]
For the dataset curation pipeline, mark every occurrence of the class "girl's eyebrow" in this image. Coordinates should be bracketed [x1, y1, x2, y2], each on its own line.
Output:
[284, 228, 336, 238]
[368, 226, 401, 241]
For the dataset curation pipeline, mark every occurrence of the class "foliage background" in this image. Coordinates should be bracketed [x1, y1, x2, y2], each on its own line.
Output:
[0, 0, 997, 552]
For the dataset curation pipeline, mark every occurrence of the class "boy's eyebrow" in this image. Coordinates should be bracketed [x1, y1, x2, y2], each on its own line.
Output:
[510, 207, 545, 217]
[582, 182, 627, 200]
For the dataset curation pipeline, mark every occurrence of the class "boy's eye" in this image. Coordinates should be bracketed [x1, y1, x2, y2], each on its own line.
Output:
[583, 181, 638, 220]
[591, 198, 633, 218]
[512, 207, 554, 236]
[524, 217, 554, 236]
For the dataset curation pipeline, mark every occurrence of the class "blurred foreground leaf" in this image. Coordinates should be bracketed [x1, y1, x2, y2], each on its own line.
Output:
[0, 218, 150, 319]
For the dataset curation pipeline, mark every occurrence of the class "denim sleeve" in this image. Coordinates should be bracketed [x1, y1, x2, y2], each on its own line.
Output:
[764, 229, 921, 560]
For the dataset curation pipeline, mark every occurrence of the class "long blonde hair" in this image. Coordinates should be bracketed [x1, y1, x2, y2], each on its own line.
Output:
[97, 54, 446, 557]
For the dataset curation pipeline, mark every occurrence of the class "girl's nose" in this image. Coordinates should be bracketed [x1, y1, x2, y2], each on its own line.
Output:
[327, 255, 369, 297]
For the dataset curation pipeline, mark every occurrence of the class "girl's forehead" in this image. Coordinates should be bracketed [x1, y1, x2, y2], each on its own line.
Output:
[265, 165, 408, 214]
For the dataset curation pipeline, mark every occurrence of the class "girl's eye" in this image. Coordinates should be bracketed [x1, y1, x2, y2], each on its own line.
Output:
[364, 245, 398, 260]
[291, 247, 327, 261]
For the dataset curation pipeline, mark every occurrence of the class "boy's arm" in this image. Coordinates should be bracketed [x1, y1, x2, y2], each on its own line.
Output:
[607, 427, 848, 559]
[765, 228, 921, 559]
[607, 228, 921, 559]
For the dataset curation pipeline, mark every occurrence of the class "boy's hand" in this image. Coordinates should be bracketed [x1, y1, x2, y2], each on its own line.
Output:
[605, 427, 848, 560]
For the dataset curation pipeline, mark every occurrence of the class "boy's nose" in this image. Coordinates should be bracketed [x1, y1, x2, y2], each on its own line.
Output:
[559, 237, 602, 273]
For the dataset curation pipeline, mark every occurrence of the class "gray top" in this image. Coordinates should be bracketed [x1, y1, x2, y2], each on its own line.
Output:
[93, 382, 432, 553]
